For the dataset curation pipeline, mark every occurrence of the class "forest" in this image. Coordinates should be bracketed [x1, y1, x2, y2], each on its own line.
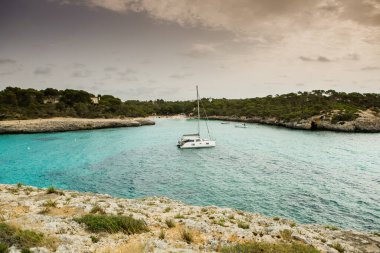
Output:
[0, 87, 379, 122]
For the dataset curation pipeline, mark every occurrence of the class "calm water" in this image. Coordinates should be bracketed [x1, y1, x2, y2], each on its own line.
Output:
[1, 119, 379, 231]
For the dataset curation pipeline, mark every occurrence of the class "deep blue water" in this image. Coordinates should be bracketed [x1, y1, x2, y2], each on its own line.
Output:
[0, 118, 379, 231]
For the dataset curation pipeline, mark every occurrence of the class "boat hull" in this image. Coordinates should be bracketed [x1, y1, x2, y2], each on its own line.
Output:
[178, 140, 216, 149]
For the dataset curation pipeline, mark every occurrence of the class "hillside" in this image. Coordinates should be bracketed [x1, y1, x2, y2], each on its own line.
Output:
[1, 87, 379, 132]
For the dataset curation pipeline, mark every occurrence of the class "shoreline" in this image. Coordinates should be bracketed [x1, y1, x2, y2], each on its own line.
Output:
[0, 184, 378, 253]
[152, 111, 380, 133]
[0, 117, 155, 134]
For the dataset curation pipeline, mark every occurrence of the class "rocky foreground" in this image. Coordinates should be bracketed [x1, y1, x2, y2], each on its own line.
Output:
[0, 184, 379, 253]
[0, 118, 155, 134]
[209, 109, 380, 133]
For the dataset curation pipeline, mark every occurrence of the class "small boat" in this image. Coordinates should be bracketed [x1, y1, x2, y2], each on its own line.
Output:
[177, 86, 216, 149]
[221, 122, 229, 124]
[235, 123, 247, 128]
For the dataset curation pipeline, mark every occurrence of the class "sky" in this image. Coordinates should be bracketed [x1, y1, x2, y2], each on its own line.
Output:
[0, 0, 380, 100]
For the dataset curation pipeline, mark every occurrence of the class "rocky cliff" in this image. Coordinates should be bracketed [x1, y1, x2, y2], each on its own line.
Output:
[0, 184, 378, 253]
[209, 110, 380, 133]
[0, 118, 155, 134]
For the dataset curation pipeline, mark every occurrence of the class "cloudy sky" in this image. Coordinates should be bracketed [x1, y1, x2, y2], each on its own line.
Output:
[1, 0, 380, 100]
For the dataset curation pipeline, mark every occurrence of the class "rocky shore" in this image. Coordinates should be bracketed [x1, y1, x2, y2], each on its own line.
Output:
[0, 118, 155, 134]
[0, 184, 379, 253]
[208, 109, 380, 133]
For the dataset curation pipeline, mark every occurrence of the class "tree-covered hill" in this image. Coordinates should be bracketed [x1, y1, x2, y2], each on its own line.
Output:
[0, 87, 379, 123]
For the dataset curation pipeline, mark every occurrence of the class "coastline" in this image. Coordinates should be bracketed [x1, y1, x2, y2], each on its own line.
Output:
[151, 111, 380, 133]
[0, 184, 378, 253]
[0, 117, 155, 134]
[207, 110, 380, 133]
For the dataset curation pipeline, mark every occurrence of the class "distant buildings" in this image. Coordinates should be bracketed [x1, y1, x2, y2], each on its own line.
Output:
[91, 96, 100, 104]
[43, 97, 59, 104]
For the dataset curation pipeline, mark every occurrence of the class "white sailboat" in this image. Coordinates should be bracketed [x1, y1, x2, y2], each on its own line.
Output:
[177, 86, 216, 149]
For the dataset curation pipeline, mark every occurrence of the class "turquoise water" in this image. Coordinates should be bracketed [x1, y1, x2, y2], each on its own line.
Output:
[0, 118, 379, 231]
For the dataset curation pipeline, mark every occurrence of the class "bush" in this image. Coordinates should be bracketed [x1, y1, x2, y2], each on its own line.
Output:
[159, 229, 165, 240]
[46, 186, 58, 194]
[90, 205, 106, 214]
[0, 223, 44, 249]
[43, 200, 57, 208]
[74, 214, 148, 234]
[165, 219, 175, 228]
[331, 111, 358, 124]
[280, 229, 292, 241]
[221, 241, 320, 253]
[181, 228, 193, 244]
[237, 222, 249, 229]
[0, 243, 8, 253]
[330, 243, 344, 253]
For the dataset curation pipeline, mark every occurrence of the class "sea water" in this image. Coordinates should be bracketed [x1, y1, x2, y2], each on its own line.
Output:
[0, 118, 379, 231]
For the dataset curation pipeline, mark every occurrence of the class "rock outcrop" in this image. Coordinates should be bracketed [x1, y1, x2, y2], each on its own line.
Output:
[209, 110, 380, 133]
[0, 184, 379, 253]
[0, 118, 155, 134]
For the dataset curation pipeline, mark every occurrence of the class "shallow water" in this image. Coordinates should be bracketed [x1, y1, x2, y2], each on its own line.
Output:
[1, 118, 379, 231]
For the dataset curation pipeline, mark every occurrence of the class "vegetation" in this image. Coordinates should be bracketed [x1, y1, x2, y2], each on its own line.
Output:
[0, 223, 47, 250]
[0, 243, 8, 253]
[330, 243, 345, 253]
[159, 229, 166, 240]
[46, 186, 58, 194]
[1, 87, 379, 123]
[74, 214, 148, 234]
[237, 222, 250, 229]
[43, 199, 57, 208]
[181, 228, 194, 244]
[280, 229, 293, 241]
[324, 225, 339, 231]
[221, 241, 320, 253]
[165, 219, 176, 228]
[90, 205, 106, 214]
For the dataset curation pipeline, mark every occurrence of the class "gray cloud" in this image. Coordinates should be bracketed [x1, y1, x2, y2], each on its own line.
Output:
[0, 58, 16, 64]
[361, 66, 380, 71]
[345, 53, 360, 61]
[104, 66, 117, 72]
[183, 43, 217, 58]
[72, 69, 91, 78]
[118, 68, 136, 77]
[34, 66, 52, 75]
[169, 73, 193, 79]
[299, 56, 332, 62]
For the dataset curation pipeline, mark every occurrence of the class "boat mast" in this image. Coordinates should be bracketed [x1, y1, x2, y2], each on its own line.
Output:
[197, 85, 200, 135]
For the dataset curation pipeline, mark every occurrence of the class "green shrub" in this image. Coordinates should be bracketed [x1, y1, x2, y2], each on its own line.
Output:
[46, 186, 58, 194]
[43, 200, 57, 208]
[159, 229, 165, 240]
[74, 214, 148, 234]
[330, 243, 344, 253]
[0, 223, 44, 249]
[174, 214, 185, 219]
[16, 183, 24, 188]
[165, 219, 175, 228]
[90, 236, 99, 243]
[181, 228, 193, 244]
[221, 241, 320, 253]
[331, 111, 358, 124]
[324, 225, 339, 231]
[237, 222, 249, 229]
[21, 249, 32, 253]
[0, 243, 9, 253]
[90, 205, 106, 214]
[163, 207, 171, 213]
[280, 229, 292, 241]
